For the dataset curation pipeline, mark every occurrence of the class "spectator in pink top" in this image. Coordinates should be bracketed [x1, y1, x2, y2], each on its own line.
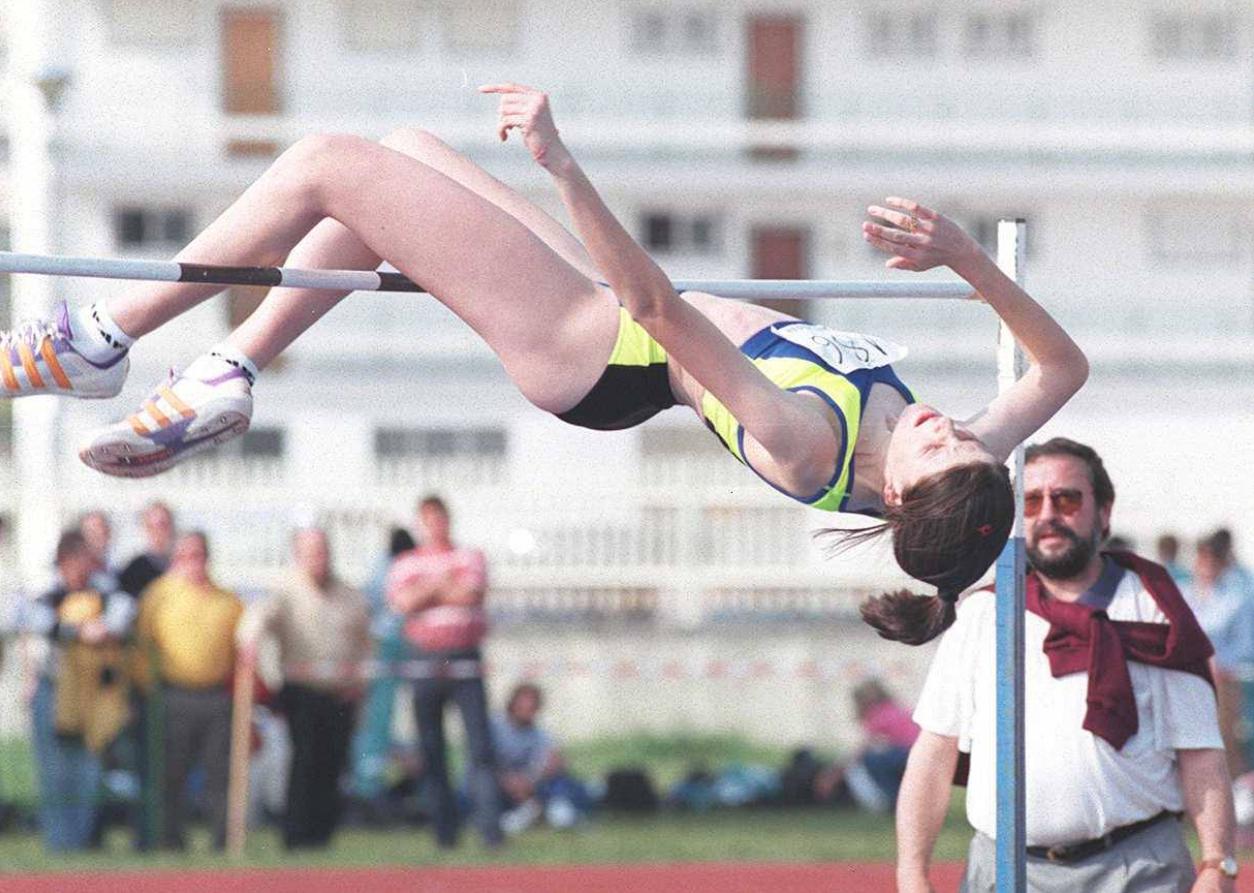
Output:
[386, 495, 501, 848]
[815, 678, 919, 813]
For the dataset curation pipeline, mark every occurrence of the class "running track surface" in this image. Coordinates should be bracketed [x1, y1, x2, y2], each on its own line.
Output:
[9, 863, 1254, 892]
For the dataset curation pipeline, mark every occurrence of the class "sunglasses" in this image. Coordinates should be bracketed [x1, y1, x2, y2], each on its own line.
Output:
[1023, 488, 1084, 517]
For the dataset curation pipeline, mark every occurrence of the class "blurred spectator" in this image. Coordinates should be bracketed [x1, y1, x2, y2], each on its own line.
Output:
[117, 500, 176, 851]
[814, 678, 919, 813]
[1212, 528, 1254, 592]
[493, 682, 591, 833]
[387, 496, 501, 848]
[78, 510, 119, 580]
[1104, 533, 1134, 553]
[25, 530, 135, 851]
[1155, 533, 1191, 586]
[134, 531, 242, 850]
[1187, 535, 1254, 778]
[351, 526, 417, 806]
[119, 502, 176, 598]
[237, 527, 371, 850]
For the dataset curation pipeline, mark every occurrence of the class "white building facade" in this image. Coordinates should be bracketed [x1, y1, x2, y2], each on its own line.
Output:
[0, 1, 1251, 745]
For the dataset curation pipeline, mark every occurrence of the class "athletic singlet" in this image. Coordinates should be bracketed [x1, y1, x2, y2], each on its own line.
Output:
[701, 321, 916, 514]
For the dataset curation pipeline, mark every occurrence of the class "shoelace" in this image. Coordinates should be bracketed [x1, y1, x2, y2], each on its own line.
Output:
[0, 319, 59, 351]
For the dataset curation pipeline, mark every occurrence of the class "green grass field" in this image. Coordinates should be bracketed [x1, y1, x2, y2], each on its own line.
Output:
[0, 732, 974, 873]
[0, 809, 976, 873]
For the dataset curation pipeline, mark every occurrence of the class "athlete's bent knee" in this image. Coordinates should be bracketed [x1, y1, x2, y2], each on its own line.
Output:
[283, 132, 371, 169]
[380, 126, 450, 155]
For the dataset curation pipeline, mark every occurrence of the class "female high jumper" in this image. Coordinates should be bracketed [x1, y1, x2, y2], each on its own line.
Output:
[0, 84, 1088, 644]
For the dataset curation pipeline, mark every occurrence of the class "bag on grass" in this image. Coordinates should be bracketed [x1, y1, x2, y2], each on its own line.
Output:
[603, 767, 659, 813]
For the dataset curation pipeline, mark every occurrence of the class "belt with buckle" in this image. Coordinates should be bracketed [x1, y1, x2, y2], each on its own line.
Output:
[1026, 810, 1181, 864]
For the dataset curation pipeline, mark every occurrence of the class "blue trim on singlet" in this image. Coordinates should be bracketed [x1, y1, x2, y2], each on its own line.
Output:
[736, 320, 916, 516]
[735, 384, 849, 505]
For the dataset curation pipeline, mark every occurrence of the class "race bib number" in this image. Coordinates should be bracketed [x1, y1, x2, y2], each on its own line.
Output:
[772, 324, 908, 373]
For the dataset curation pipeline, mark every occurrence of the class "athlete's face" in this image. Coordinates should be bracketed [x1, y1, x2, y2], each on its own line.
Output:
[1023, 455, 1110, 580]
[883, 403, 996, 503]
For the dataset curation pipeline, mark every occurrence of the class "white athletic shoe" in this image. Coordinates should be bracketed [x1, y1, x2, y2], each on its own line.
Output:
[79, 367, 253, 478]
[0, 302, 129, 398]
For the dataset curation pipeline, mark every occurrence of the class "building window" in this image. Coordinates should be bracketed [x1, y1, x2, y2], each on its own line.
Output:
[963, 10, 1036, 58]
[866, 9, 938, 58]
[1151, 12, 1238, 59]
[238, 427, 285, 458]
[630, 8, 720, 55]
[1147, 205, 1239, 262]
[340, 0, 423, 51]
[375, 427, 507, 459]
[441, 1, 519, 53]
[113, 207, 193, 250]
[221, 8, 283, 116]
[641, 212, 721, 255]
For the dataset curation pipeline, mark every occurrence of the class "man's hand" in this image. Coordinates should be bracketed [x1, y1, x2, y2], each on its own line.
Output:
[1189, 866, 1235, 893]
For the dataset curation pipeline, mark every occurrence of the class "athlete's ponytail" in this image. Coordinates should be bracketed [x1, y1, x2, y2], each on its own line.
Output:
[859, 588, 958, 646]
[824, 462, 1012, 646]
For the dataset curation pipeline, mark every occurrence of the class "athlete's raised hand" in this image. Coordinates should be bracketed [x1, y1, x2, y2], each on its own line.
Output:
[862, 197, 984, 274]
[478, 82, 568, 171]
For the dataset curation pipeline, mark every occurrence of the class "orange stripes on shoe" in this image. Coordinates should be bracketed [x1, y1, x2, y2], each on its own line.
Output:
[40, 339, 72, 390]
[17, 343, 45, 389]
[143, 400, 171, 428]
[0, 354, 18, 392]
[158, 385, 196, 419]
[129, 415, 150, 437]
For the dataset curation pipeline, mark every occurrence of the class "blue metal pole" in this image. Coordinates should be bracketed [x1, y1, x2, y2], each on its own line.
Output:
[994, 219, 1028, 892]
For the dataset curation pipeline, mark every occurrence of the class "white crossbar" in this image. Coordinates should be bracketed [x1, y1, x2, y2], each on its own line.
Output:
[0, 251, 976, 300]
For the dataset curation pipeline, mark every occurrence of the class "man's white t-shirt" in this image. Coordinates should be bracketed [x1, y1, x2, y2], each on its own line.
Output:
[913, 572, 1222, 846]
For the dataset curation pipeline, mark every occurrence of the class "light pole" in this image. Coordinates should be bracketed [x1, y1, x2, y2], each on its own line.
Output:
[6, 0, 70, 590]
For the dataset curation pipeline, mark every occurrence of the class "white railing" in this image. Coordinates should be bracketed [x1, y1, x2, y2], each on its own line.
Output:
[163, 452, 287, 489]
[374, 454, 508, 489]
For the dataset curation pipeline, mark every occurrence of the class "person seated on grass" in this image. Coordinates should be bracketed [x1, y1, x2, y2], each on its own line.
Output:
[813, 677, 919, 812]
[492, 682, 591, 833]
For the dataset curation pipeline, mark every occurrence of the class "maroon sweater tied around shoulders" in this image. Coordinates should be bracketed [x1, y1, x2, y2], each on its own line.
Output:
[1027, 550, 1214, 751]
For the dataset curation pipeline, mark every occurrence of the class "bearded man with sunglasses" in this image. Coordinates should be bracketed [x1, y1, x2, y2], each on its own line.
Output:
[897, 437, 1237, 893]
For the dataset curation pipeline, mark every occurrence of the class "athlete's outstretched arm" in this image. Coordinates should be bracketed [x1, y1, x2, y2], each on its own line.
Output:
[480, 83, 836, 477]
[864, 199, 1089, 462]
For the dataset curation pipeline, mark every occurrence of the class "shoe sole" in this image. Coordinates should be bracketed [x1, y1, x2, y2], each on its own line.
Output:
[79, 410, 250, 479]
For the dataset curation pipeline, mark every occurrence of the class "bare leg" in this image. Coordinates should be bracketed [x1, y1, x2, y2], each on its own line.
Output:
[108, 134, 617, 413]
[228, 128, 601, 370]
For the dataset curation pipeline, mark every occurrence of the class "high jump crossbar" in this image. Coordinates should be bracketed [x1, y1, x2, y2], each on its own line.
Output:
[0, 251, 977, 300]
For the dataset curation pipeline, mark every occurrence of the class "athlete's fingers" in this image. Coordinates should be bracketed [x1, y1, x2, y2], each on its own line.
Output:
[884, 196, 939, 221]
[862, 221, 927, 248]
[885, 255, 920, 271]
[867, 206, 934, 236]
[479, 82, 541, 95]
[497, 95, 530, 113]
[864, 231, 925, 260]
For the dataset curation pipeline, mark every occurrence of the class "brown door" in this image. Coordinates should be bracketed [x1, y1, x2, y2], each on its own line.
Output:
[752, 226, 809, 317]
[222, 8, 282, 156]
[746, 15, 801, 120]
